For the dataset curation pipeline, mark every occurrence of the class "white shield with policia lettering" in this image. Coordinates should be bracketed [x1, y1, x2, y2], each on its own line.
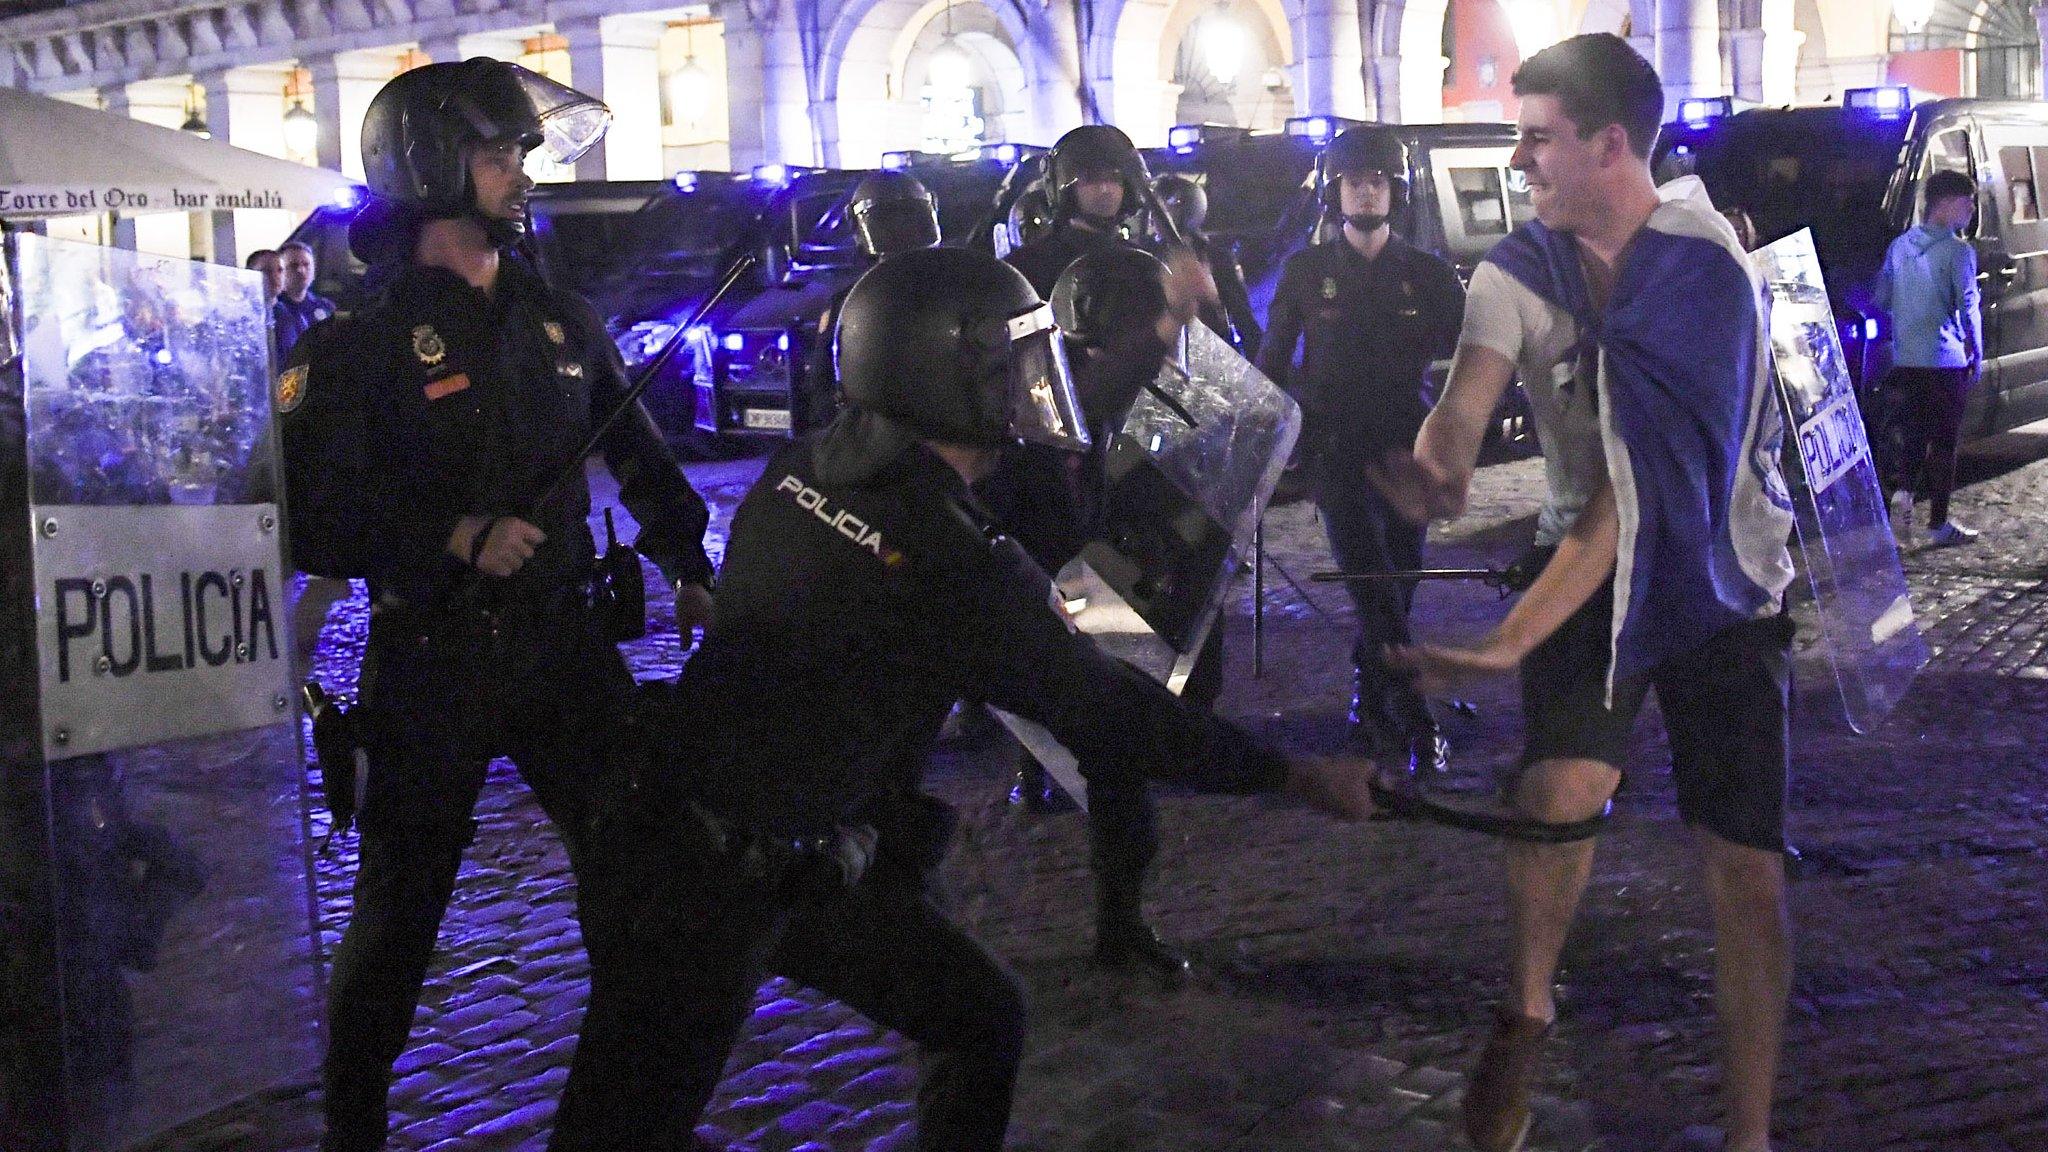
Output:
[990, 322, 1302, 806]
[1754, 229, 1928, 734]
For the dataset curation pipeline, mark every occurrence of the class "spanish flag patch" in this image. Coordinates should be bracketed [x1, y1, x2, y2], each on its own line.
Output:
[424, 373, 471, 401]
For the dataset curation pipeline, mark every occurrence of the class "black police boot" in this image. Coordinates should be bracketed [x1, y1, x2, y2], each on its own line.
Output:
[1346, 669, 1401, 759]
[1093, 870, 1190, 989]
[1010, 760, 1079, 814]
[1389, 681, 1451, 780]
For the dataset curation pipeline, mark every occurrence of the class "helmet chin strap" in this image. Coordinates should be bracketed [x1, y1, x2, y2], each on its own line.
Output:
[1344, 211, 1390, 232]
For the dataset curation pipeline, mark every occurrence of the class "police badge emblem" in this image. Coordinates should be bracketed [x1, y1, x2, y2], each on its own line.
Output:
[1321, 277, 1338, 300]
[543, 320, 567, 346]
[411, 325, 447, 367]
[275, 365, 308, 414]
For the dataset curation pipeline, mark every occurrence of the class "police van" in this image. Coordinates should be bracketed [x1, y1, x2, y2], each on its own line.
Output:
[1656, 88, 2048, 440]
[688, 148, 1027, 441]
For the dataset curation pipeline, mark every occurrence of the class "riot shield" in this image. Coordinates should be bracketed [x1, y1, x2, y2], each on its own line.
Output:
[0, 233, 320, 1151]
[991, 322, 1301, 806]
[1754, 229, 1927, 734]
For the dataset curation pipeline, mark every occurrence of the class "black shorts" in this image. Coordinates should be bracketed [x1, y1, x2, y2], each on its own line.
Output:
[1520, 582, 1793, 853]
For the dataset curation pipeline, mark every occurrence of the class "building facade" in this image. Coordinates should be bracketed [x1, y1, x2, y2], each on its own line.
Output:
[1, 0, 2042, 262]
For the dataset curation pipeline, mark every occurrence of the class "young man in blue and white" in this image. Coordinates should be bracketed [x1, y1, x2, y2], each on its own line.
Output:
[1371, 34, 1796, 1152]
[1874, 167, 1983, 548]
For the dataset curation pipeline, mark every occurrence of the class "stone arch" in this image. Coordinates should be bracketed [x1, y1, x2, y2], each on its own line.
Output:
[1102, 0, 1296, 144]
[824, 0, 1036, 165]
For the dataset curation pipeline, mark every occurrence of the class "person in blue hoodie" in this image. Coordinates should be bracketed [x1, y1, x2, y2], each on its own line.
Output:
[1874, 168, 1983, 548]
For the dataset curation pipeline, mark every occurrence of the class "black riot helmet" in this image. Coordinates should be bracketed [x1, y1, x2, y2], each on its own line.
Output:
[1004, 182, 1056, 254]
[1318, 124, 1410, 217]
[1051, 247, 1170, 352]
[1152, 173, 1209, 237]
[360, 59, 610, 212]
[835, 247, 1090, 453]
[1046, 124, 1151, 227]
[848, 170, 942, 259]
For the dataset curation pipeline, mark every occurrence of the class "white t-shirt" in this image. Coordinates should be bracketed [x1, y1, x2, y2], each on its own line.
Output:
[1458, 260, 1606, 548]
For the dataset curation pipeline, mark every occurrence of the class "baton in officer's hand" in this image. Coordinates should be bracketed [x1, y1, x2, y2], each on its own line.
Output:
[528, 250, 758, 518]
[1311, 567, 1525, 598]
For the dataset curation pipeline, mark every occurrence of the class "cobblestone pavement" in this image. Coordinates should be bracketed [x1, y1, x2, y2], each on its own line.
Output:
[144, 439, 2048, 1152]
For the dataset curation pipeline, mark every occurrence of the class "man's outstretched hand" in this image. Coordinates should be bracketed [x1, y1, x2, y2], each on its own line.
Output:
[1286, 754, 1379, 821]
[1364, 450, 1463, 527]
[1384, 635, 1522, 698]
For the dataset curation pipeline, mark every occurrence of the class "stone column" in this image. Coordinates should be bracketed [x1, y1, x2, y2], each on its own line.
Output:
[1297, 0, 1368, 119]
[1370, 53, 1403, 122]
[196, 69, 238, 263]
[306, 55, 346, 174]
[1654, 0, 1721, 113]
[1757, 0, 1801, 107]
[718, 0, 814, 168]
[1730, 28, 1765, 104]
[1026, 0, 1086, 140]
[200, 67, 292, 264]
[560, 15, 667, 182]
[99, 85, 138, 250]
[2036, 6, 2048, 99]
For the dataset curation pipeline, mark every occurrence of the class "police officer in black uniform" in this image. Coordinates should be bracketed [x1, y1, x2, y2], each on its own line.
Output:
[1006, 124, 1151, 298]
[1257, 125, 1465, 773]
[799, 169, 943, 427]
[277, 60, 717, 1152]
[985, 124, 1228, 985]
[1152, 172, 1263, 358]
[561, 244, 1376, 1151]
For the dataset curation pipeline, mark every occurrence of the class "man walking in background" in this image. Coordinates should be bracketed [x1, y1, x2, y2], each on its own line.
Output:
[1876, 168, 1983, 548]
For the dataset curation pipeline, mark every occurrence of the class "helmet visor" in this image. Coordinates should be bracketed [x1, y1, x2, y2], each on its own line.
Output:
[511, 65, 613, 165]
[1004, 304, 1090, 453]
[853, 197, 941, 256]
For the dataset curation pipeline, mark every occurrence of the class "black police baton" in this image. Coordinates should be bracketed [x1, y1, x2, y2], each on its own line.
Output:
[530, 249, 758, 515]
[1311, 567, 1525, 599]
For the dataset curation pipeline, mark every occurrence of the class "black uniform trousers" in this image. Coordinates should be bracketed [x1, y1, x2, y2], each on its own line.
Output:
[1312, 442, 1428, 733]
[553, 829, 1025, 1152]
[322, 598, 631, 1152]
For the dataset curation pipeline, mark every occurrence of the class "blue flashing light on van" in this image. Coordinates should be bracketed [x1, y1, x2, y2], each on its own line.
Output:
[1678, 96, 1733, 129]
[1285, 116, 1337, 145]
[330, 184, 366, 211]
[1846, 86, 1913, 120]
[671, 170, 699, 193]
[752, 163, 793, 187]
[881, 151, 914, 170]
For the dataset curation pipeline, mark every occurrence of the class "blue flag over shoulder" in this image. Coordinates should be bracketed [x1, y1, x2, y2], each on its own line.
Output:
[1484, 177, 1795, 690]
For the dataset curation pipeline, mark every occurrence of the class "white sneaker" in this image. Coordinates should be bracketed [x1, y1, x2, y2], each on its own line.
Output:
[1927, 521, 1979, 549]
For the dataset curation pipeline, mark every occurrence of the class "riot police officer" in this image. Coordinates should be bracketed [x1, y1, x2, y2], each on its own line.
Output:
[989, 128, 1222, 984]
[1256, 125, 1465, 772]
[1152, 172, 1263, 358]
[277, 60, 717, 1152]
[560, 244, 1376, 1151]
[799, 169, 943, 426]
[1006, 124, 1153, 298]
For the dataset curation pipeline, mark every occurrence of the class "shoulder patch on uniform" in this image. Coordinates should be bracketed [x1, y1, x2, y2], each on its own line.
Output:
[543, 320, 567, 346]
[275, 364, 309, 415]
[411, 324, 447, 367]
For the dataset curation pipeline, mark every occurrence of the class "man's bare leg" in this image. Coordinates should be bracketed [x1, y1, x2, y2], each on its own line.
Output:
[1505, 757, 1622, 1021]
[1466, 757, 1623, 1151]
[1698, 829, 1789, 1152]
